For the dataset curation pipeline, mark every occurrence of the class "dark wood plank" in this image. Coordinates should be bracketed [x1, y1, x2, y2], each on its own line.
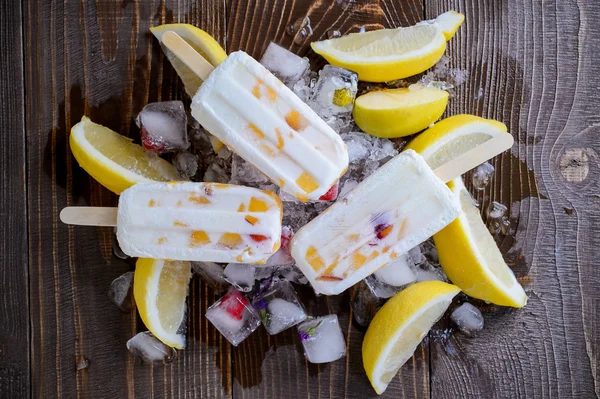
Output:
[0, 1, 29, 398]
[226, 2, 428, 398]
[425, 0, 600, 397]
[24, 1, 230, 397]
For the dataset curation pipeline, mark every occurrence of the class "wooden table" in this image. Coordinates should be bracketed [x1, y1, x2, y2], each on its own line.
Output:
[2, 0, 599, 397]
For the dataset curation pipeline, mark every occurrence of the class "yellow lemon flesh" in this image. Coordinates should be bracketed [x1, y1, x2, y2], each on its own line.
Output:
[151, 24, 227, 96]
[353, 85, 448, 138]
[69, 116, 179, 194]
[151, 24, 227, 154]
[363, 281, 460, 394]
[433, 178, 527, 307]
[311, 11, 464, 82]
[134, 258, 192, 349]
[404, 114, 508, 169]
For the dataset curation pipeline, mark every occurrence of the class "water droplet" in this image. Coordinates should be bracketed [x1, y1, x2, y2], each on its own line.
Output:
[327, 30, 341, 39]
[286, 17, 310, 36]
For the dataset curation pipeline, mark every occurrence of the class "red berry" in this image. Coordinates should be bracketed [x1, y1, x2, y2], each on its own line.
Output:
[219, 290, 248, 320]
[319, 182, 339, 201]
[250, 234, 268, 242]
[140, 127, 165, 152]
[375, 223, 393, 239]
[280, 227, 293, 248]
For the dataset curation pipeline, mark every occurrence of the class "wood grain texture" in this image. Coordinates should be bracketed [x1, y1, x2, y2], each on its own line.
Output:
[12, 0, 600, 398]
[0, 1, 29, 398]
[425, 0, 600, 398]
[226, 1, 428, 398]
[24, 1, 230, 398]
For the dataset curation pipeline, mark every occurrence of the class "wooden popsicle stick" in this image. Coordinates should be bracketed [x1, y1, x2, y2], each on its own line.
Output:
[433, 132, 514, 183]
[60, 207, 118, 227]
[161, 31, 215, 81]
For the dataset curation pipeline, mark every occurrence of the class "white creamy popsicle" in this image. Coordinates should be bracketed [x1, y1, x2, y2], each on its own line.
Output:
[117, 182, 282, 263]
[290, 150, 461, 295]
[191, 51, 349, 202]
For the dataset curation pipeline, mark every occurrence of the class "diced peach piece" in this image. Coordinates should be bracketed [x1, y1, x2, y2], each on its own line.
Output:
[285, 110, 308, 131]
[306, 246, 325, 272]
[348, 233, 360, 243]
[252, 84, 261, 99]
[173, 221, 189, 227]
[249, 123, 265, 139]
[148, 199, 156, 207]
[296, 172, 319, 194]
[245, 215, 259, 225]
[351, 253, 368, 270]
[189, 195, 211, 205]
[157, 237, 167, 244]
[249, 197, 268, 212]
[219, 233, 243, 249]
[238, 203, 246, 212]
[190, 230, 211, 246]
[266, 87, 277, 102]
[275, 129, 284, 149]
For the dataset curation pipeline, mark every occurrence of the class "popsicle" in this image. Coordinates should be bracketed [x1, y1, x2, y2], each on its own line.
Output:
[290, 132, 514, 295]
[60, 182, 283, 263]
[160, 32, 349, 202]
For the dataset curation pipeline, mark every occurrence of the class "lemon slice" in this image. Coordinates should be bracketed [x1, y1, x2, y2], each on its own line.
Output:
[353, 85, 448, 138]
[403, 114, 508, 169]
[134, 258, 192, 349]
[363, 281, 460, 394]
[69, 116, 179, 194]
[433, 178, 527, 307]
[151, 24, 227, 96]
[311, 11, 464, 82]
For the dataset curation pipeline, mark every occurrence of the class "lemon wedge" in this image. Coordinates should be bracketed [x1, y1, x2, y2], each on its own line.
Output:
[403, 114, 508, 169]
[433, 178, 527, 307]
[363, 281, 460, 394]
[151, 24, 227, 96]
[69, 116, 179, 194]
[353, 85, 448, 138]
[311, 11, 464, 82]
[134, 258, 192, 349]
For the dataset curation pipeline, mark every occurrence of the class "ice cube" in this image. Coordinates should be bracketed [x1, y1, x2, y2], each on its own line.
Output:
[223, 263, 256, 292]
[451, 303, 484, 334]
[191, 261, 229, 286]
[255, 264, 308, 285]
[259, 42, 310, 87]
[339, 178, 359, 199]
[297, 315, 346, 363]
[489, 201, 508, 219]
[172, 151, 199, 180]
[343, 133, 371, 163]
[365, 254, 417, 298]
[252, 278, 306, 335]
[350, 281, 382, 327]
[420, 239, 440, 265]
[408, 245, 426, 265]
[126, 332, 176, 364]
[416, 262, 448, 282]
[265, 226, 295, 266]
[286, 17, 313, 45]
[308, 65, 358, 119]
[472, 162, 495, 190]
[206, 288, 261, 346]
[229, 154, 269, 187]
[108, 271, 135, 312]
[292, 70, 318, 103]
[136, 101, 189, 153]
[203, 162, 230, 183]
[282, 201, 320, 231]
